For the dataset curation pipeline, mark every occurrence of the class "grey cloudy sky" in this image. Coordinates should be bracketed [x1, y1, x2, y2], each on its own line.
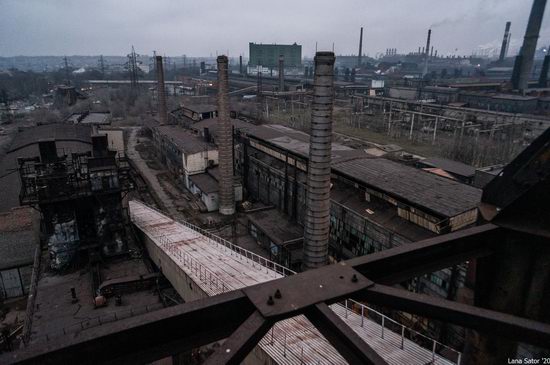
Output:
[1, 0, 550, 58]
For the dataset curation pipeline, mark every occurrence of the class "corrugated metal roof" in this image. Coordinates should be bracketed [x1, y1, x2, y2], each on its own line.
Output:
[420, 157, 475, 179]
[155, 125, 216, 154]
[332, 158, 481, 218]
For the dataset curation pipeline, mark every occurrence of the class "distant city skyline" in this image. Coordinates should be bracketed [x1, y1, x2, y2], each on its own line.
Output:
[1, 0, 549, 58]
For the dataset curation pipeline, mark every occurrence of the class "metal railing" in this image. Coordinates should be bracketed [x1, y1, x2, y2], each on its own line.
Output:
[30, 302, 165, 345]
[131, 199, 295, 278]
[130, 200, 461, 364]
[340, 299, 461, 365]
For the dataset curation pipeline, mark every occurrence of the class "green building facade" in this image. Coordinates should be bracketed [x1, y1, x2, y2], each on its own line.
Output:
[249, 43, 302, 68]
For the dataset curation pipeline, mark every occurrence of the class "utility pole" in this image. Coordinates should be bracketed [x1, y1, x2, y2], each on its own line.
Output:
[128, 46, 139, 92]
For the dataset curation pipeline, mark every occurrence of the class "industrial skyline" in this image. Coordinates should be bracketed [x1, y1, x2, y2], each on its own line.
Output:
[2, 0, 550, 57]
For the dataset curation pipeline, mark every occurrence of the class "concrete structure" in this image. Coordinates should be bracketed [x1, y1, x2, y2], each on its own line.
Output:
[188, 167, 243, 212]
[303, 52, 336, 270]
[129, 199, 460, 365]
[152, 126, 218, 189]
[155, 56, 168, 125]
[249, 43, 302, 68]
[216, 55, 235, 215]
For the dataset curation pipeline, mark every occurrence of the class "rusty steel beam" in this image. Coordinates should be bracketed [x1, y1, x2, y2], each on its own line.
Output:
[347, 223, 500, 284]
[305, 303, 388, 365]
[203, 311, 273, 365]
[4, 225, 550, 364]
[3, 291, 254, 365]
[356, 284, 550, 349]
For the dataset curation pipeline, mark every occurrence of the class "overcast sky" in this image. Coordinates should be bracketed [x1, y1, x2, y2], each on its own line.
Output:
[1, 0, 550, 58]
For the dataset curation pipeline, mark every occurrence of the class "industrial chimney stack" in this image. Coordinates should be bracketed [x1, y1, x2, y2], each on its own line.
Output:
[422, 29, 432, 76]
[539, 50, 550, 87]
[358, 27, 364, 66]
[239, 55, 243, 76]
[512, 0, 547, 91]
[216, 55, 235, 215]
[499, 21, 512, 62]
[155, 56, 167, 125]
[303, 52, 335, 271]
[278, 55, 285, 92]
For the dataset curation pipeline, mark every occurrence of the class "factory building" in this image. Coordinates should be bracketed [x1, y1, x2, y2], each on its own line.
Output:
[226, 120, 481, 343]
[17, 131, 134, 267]
[151, 125, 218, 189]
[0, 208, 40, 299]
[169, 104, 217, 127]
[249, 42, 302, 68]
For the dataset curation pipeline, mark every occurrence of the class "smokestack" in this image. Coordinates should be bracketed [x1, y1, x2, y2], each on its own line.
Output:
[216, 55, 235, 216]
[358, 27, 363, 66]
[278, 55, 285, 92]
[239, 55, 243, 75]
[513, 0, 547, 91]
[303, 52, 335, 271]
[423, 29, 432, 76]
[499, 21, 512, 62]
[422, 46, 425, 54]
[425, 29, 432, 56]
[539, 54, 550, 86]
[155, 56, 167, 125]
[418, 47, 421, 54]
[430, 46, 434, 58]
[435, 49, 438, 58]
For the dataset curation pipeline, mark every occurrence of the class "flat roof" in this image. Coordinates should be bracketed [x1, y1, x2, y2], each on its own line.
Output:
[247, 209, 303, 246]
[155, 125, 216, 154]
[189, 173, 218, 193]
[420, 157, 476, 178]
[332, 158, 481, 218]
[81, 112, 110, 125]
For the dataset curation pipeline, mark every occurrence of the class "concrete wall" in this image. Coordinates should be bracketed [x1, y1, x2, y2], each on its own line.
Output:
[183, 150, 219, 189]
[98, 129, 125, 155]
[139, 229, 277, 365]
